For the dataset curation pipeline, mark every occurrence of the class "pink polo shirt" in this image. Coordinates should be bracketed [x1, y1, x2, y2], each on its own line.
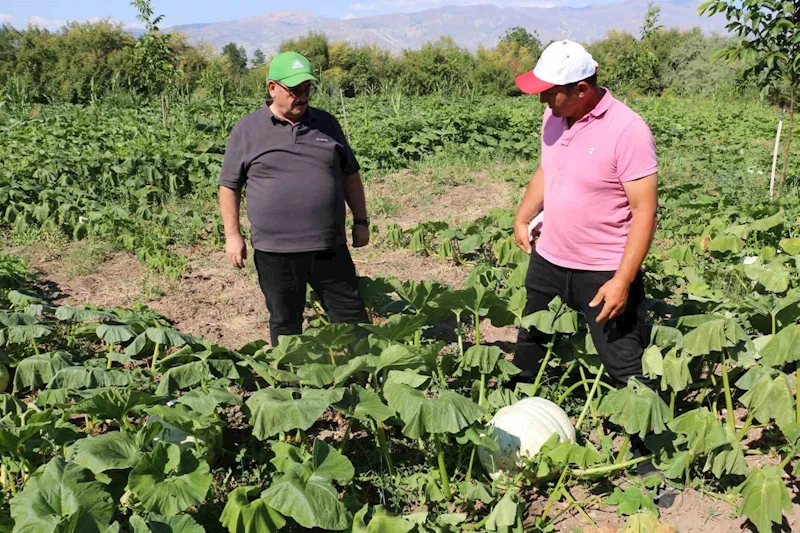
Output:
[535, 89, 658, 271]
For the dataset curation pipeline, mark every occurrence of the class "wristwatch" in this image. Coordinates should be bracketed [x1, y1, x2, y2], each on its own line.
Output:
[353, 217, 370, 226]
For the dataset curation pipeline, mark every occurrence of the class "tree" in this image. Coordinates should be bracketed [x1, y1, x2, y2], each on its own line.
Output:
[641, 1, 663, 40]
[279, 31, 329, 74]
[252, 48, 266, 68]
[130, 0, 178, 127]
[700, 0, 800, 196]
[222, 42, 247, 73]
[499, 27, 543, 60]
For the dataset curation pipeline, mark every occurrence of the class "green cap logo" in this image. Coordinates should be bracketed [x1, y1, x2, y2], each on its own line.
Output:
[268, 51, 316, 87]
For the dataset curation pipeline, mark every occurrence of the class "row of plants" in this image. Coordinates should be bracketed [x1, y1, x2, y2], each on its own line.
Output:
[2, 92, 789, 277]
[2, 190, 800, 532]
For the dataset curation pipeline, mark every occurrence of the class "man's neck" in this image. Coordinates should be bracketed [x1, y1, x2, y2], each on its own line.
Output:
[269, 102, 297, 125]
[566, 87, 606, 129]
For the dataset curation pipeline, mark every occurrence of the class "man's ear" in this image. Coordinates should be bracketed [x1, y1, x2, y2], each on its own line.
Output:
[267, 80, 276, 98]
[577, 81, 591, 98]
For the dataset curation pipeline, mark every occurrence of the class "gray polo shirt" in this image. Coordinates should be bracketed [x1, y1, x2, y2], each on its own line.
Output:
[218, 104, 360, 253]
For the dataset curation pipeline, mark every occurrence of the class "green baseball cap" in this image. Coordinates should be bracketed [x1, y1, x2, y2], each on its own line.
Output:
[268, 51, 316, 87]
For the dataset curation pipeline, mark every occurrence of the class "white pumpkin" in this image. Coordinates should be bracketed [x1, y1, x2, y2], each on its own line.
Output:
[478, 397, 575, 479]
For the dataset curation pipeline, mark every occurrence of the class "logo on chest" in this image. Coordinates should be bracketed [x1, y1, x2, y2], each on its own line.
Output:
[316, 137, 329, 142]
[588, 147, 595, 155]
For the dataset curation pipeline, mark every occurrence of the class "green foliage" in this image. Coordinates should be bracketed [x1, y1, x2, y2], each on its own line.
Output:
[279, 31, 330, 74]
[222, 42, 248, 74]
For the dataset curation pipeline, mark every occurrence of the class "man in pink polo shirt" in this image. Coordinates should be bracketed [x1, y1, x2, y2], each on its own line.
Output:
[508, 38, 673, 497]
[511, 39, 658, 388]
[509, 40, 668, 494]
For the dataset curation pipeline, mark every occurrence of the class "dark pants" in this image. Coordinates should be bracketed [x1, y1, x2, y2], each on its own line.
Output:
[254, 246, 370, 347]
[512, 249, 650, 388]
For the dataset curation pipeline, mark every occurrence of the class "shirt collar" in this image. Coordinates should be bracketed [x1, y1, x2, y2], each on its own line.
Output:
[262, 102, 315, 126]
[587, 87, 614, 118]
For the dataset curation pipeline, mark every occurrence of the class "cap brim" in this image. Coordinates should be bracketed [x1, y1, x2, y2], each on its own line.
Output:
[515, 71, 555, 94]
[277, 72, 317, 87]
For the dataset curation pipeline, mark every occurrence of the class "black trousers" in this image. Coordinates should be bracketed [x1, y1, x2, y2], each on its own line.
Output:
[254, 245, 369, 347]
[512, 249, 650, 388]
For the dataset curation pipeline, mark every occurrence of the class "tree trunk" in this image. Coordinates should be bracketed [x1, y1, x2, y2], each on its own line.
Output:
[770, 108, 784, 200]
[161, 93, 168, 129]
[778, 83, 795, 197]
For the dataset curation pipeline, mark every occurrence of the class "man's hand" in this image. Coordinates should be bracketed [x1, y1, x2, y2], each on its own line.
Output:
[588, 276, 630, 323]
[225, 233, 247, 268]
[514, 220, 533, 254]
[352, 225, 370, 248]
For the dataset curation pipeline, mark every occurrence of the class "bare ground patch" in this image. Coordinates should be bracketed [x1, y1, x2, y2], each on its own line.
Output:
[365, 168, 514, 229]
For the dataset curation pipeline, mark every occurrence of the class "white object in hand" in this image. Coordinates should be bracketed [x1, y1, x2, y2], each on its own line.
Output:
[528, 211, 544, 243]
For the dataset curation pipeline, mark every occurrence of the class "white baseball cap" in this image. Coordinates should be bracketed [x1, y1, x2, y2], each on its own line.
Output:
[515, 39, 598, 94]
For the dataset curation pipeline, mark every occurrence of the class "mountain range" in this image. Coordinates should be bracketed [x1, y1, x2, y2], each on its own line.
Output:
[167, 0, 730, 58]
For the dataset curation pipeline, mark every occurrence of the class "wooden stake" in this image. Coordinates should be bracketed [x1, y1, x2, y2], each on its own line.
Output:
[770, 107, 784, 200]
[161, 93, 169, 129]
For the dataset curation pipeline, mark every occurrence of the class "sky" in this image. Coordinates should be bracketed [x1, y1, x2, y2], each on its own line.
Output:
[2, 0, 624, 30]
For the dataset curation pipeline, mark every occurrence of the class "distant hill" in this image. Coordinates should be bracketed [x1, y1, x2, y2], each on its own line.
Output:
[168, 0, 729, 57]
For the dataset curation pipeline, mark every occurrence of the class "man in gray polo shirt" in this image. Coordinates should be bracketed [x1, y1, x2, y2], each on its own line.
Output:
[218, 51, 370, 346]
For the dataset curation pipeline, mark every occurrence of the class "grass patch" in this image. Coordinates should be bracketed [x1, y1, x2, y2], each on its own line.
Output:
[4, 226, 69, 264]
[63, 239, 113, 279]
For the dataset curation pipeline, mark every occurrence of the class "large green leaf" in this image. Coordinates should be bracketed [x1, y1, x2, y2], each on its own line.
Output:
[668, 407, 726, 455]
[245, 388, 345, 440]
[6, 324, 52, 343]
[295, 363, 335, 387]
[48, 367, 137, 390]
[460, 345, 502, 375]
[73, 389, 163, 423]
[175, 387, 241, 417]
[740, 372, 795, 428]
[743, 259, 790, 293]
[708, 234, 744, 253]
[261, 466, 349, 531]
[749, 211, 784, 232]
[760, 324, 800, 367]
[9, 458, 114, 533]
[310, 438, 355, 485]
[220, 486, 286, 533]
[54, 306, 117, 323]
[360, 313, 428, 343]
[96, 324, 136, 345]
[352, 504, 415, 533]
[521, 296, 578, 334]
[707, 435, 748, 478]
[67, 431, 140, 474]
[661, 349, 693, 392]
[384, 381, 486, 439]
[737, 466, 791, 533]
[126, 442, 212, 516]
[130, 513, 206, 533]
[485, 491, 521, 531]
[146, 326, 191, 348]
[337, 385, 395, 423]
[683, 318, 750, 356]
[13, 351, 73, 392]
[306, 323, 358, 351]
[597, 379, 671, 438]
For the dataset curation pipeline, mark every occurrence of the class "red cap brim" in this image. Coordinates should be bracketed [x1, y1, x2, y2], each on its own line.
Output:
[515, 71, 555, 94]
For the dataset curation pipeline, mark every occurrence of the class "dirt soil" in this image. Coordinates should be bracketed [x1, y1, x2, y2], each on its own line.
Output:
[26, 176, 511, 349]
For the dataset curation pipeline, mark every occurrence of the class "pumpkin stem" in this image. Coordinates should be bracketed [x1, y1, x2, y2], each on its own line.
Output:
[574, 364, 605, 432]
[529, 332, 558, 397]
[614, 434, 630, 464]
[720, 349, 736, 433]
[434, 433, 451, 499]
[538, 466, 569, 527]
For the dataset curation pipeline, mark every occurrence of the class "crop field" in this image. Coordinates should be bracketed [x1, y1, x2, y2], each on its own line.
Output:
[1, 92, 800, 533]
